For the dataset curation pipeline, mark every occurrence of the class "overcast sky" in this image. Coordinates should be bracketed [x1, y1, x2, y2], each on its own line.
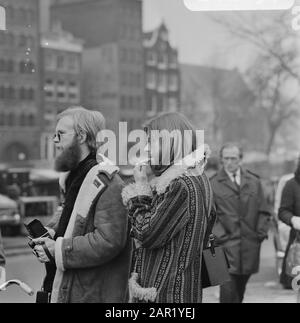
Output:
[143, 0, 298, 70]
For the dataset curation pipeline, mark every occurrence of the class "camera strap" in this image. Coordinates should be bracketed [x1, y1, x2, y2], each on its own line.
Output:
[42, 243, 55, 264]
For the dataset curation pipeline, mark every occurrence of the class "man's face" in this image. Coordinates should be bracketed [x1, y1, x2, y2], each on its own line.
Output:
[53, 116, 81, 172]
[221, 146, 241, 174]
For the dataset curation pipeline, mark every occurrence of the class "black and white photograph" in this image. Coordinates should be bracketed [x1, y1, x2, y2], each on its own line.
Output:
[0, 0, 300, 307]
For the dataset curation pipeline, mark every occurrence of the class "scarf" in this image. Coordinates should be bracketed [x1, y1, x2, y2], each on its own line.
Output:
[54, 153, 97, 239]
[43, 153, 97, 294]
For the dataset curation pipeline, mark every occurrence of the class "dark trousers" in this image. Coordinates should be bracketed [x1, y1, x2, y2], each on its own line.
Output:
[220, 274, 251, 303]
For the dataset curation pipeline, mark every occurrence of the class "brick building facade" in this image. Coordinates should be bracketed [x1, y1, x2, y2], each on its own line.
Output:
[144, 23, 180, 117]
[0, 0, 41, 164]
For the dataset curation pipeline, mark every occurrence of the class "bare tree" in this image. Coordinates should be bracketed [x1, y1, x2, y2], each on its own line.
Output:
[211, 11, 300, 155]
[211, 12, 300, 83]
[181, 71, 226, 147]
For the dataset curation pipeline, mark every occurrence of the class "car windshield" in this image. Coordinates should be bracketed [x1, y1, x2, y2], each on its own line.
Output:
[23, 201, 54, 218]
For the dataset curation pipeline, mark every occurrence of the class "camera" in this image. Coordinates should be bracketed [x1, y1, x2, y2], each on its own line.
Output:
[24, 219, 51, 251]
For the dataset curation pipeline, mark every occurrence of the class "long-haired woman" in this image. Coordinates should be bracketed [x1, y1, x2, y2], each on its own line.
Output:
[122, 112, 212, 303]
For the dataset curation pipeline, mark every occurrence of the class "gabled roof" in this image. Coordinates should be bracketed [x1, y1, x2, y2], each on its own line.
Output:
[180, 63, 255, 104]
[143, 21, 173, 49]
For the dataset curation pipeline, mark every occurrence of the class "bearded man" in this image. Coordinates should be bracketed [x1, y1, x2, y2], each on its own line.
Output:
[33, 107, 132, 303]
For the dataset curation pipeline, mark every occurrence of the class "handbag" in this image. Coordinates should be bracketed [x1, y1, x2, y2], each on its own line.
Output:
[199, 187, 231, 289]
[286, 232, 300, 278]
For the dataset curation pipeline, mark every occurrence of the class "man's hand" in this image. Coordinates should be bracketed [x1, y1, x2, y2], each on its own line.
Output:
[33, 237, 55, 263]
[133, 164, 148, 184]
[291, 217, 300, 231]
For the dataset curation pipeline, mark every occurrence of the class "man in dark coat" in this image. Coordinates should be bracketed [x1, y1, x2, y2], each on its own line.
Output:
[211, 143, 271, 303]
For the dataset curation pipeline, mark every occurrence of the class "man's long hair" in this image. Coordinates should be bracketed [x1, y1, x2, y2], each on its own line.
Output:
[57, 106, 106, 154]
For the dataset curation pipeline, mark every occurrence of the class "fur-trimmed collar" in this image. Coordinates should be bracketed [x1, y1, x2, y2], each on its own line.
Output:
[150, 145, 210, 195]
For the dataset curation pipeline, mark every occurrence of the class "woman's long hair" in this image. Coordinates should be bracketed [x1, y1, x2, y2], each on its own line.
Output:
[143, 112, 199, 176]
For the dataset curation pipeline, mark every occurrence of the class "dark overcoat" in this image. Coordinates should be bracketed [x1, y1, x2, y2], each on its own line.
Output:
[211, 168, 271, 275]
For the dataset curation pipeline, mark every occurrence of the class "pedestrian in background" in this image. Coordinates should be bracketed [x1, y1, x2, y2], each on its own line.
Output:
[279, 157, 300, 290]
[211, 143, 271, 303]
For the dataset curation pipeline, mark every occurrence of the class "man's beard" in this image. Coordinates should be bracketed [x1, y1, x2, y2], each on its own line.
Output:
[55, 138, 81, 172]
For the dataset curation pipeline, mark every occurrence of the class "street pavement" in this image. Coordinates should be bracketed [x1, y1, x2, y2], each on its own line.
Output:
[203, 234, 296, 303]
[0, 233, 297, 303]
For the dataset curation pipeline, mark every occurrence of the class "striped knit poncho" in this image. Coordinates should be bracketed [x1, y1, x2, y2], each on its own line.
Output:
[122, 160, 213, 303]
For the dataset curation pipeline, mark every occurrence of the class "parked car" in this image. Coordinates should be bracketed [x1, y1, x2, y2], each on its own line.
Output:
[0, 194, 21, 236]
[18, 196, 59, 234]
[273, 173, 294, 277]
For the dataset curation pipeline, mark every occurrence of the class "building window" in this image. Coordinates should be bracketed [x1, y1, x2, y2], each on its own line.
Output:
[157, 96, 164, 112]
[146, 71, 156, 89]
[147, 95, 157, 116]
[121, 96, 126, 110]
[121, 71, 128, 87]
[28, 88, 35, 101]
[169, 52, 177, 67]
[18, 8, 27, 25]
[28, 114, 36, 126]
[6, 6, 14, 23]
[27, 36, 35, 49]
[0, 59, 14, 73]
[8, 113, 15, 126]
[26, 10, 35, 25]
[69, 81, 77, 88]
[169, 74, 178, 91]
[158, 72, 167, 92]
[8, 86, 15, 100]
[20, 113, 26, 126]
[0, 86, 4, 99]
[45, 91, 54, 99]
[168, 97, 178, 112]
[46, 79, 53, 85]
[7, 60, 14, 73]
[147, 51, 156, 65]
[57, 92, 66, 102]
[19, 87, 26, 100]
[137, 97, 142, 110]
[120, 48, 128, 63]
[19, 35, 27, 47]
[19, 88, 35, 100]
[0, 60, 3, 71]
[68, 55, 79, 72]
[19, 61, 35, 74]
[158, 52, 168, 67]
[57, 55, 65, 70]
[45, 53, 55, 71]
[68, 93, 78, 101]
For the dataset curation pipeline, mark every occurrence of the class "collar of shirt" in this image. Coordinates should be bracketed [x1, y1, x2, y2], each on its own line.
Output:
[225, 168, 241, 186]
